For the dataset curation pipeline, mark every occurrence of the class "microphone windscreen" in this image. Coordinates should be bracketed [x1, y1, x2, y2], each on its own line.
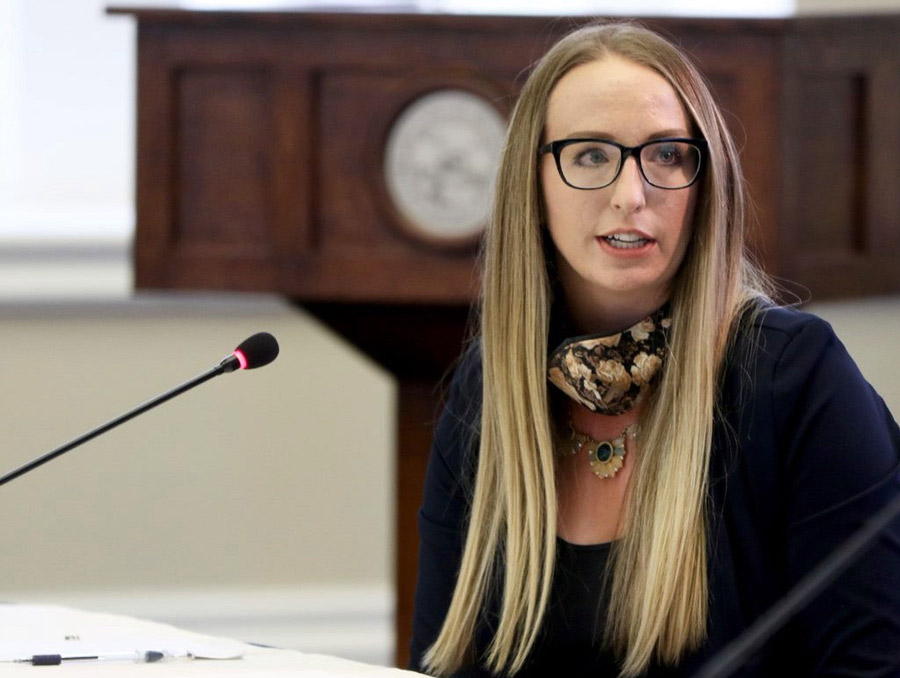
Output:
[233, 332, 279, 370]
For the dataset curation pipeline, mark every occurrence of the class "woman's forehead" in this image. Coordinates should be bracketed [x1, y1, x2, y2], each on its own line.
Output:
[544, 56, 691, 141]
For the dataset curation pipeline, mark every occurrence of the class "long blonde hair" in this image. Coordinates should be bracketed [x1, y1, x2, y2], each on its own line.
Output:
[424, 20, 771, 677]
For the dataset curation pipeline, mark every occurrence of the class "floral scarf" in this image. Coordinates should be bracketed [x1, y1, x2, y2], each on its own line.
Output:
[547, 307, 671, 415]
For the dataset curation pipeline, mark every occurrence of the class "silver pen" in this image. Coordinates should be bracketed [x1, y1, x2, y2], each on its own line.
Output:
[15, 650, 192, 665]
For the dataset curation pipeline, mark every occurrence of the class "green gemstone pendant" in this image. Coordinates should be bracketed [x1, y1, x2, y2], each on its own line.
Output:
[561, 422, 637, 479]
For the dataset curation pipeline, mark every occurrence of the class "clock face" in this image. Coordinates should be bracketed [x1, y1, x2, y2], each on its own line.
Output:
[383, 89, 507, 245]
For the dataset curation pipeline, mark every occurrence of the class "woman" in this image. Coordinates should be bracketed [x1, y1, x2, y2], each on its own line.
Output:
[410, 21, 900, 678]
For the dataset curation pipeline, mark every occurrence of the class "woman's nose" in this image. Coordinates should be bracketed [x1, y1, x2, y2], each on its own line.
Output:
[610, 156, 646, 214]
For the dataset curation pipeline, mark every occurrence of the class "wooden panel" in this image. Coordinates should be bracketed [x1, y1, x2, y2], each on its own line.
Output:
[270, 69, 317, 256]
[176, 68, 275, 249]
[780, 17, 900, 298]
[133, 25, 176, 285]
[866, 65, 900, 252]
[793, 74, 865, 254]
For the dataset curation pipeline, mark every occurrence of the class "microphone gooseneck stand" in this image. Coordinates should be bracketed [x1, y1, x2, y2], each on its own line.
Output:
[0, 332, 279, 488]
[0, 363, 226, 488]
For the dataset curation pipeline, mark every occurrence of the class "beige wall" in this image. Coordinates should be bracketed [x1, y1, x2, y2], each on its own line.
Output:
[798, 0, 900, 12]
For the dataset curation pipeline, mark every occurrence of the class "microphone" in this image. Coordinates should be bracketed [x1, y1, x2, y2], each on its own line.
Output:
[219, 331, 280, 372]
[0, 332, 280, 487]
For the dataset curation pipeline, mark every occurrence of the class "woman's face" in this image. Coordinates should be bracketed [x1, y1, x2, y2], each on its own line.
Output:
[541, 55, 698, 321]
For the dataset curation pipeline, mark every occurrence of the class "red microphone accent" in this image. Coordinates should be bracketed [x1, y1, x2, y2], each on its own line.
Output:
[233, 349, 249, 370]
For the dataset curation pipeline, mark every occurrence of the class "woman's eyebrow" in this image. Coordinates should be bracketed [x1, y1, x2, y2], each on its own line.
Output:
[554, 128, 692, 141]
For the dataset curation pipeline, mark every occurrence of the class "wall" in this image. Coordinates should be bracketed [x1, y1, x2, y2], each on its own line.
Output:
[798, 0, 900, 12]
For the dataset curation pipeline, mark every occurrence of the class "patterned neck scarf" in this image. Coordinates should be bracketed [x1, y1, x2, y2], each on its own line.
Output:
[547, 306, 671, 415]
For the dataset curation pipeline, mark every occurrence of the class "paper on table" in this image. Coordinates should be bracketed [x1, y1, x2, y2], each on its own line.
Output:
[0, 603, 246, 663]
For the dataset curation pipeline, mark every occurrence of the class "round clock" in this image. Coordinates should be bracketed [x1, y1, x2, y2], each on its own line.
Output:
[383, 89, 507, 246]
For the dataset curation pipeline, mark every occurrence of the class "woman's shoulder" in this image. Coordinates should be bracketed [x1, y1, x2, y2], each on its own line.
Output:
[725, 300, 898, 475]
[730, 301, 842, 371]
[720, 300, 875, 433]
[743, 301, 834, 342]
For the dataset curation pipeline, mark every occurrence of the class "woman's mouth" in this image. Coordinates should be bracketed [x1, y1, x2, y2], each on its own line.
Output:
[601, 233, 652, 250]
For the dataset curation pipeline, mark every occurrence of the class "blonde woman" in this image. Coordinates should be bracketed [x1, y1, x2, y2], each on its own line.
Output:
[410, 20, 900, 678]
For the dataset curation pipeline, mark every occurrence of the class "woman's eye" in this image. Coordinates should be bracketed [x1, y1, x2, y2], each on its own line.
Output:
[573, 146, 610, 167]
[647, 144, 684, 166]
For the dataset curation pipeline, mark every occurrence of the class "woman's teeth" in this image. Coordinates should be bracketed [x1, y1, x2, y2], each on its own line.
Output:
[603, 233, 649, 249]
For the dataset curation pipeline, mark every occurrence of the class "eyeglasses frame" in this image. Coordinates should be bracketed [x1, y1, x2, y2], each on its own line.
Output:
[538, 136, 708, 191]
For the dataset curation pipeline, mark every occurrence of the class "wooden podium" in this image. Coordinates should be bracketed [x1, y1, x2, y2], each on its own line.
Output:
[107, 7, 900, 666]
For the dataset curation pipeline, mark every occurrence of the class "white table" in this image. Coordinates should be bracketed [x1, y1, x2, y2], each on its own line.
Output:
[0, 604, 424, 677]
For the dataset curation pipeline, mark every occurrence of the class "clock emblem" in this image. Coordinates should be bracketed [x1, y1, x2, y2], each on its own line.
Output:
[384, 89, 507, 246]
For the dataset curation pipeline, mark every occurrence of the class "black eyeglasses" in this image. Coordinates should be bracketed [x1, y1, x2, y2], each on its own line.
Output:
[539, 137, 707, 190]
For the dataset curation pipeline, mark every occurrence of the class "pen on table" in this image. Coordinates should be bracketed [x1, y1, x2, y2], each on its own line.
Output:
[14, 650, 191, 665]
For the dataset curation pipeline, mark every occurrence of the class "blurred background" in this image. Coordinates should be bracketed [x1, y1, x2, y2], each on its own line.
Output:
[0, 0, 898, 668]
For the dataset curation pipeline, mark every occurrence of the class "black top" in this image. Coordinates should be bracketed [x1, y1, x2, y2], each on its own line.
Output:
[531, 539, 620, 674]
[410, 305, 900, 677]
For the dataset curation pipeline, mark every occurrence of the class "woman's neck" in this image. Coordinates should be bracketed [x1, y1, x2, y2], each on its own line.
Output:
[563, 287, 668, 335]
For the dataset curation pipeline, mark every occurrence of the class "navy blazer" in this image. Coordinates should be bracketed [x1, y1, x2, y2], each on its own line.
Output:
[411, 305, 900, 677]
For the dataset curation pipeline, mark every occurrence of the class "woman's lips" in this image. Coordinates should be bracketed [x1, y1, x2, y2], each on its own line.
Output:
[598, 232, 655, 252]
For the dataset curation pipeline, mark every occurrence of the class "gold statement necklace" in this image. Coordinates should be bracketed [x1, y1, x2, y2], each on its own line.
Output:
[558, 419, 639, 479]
